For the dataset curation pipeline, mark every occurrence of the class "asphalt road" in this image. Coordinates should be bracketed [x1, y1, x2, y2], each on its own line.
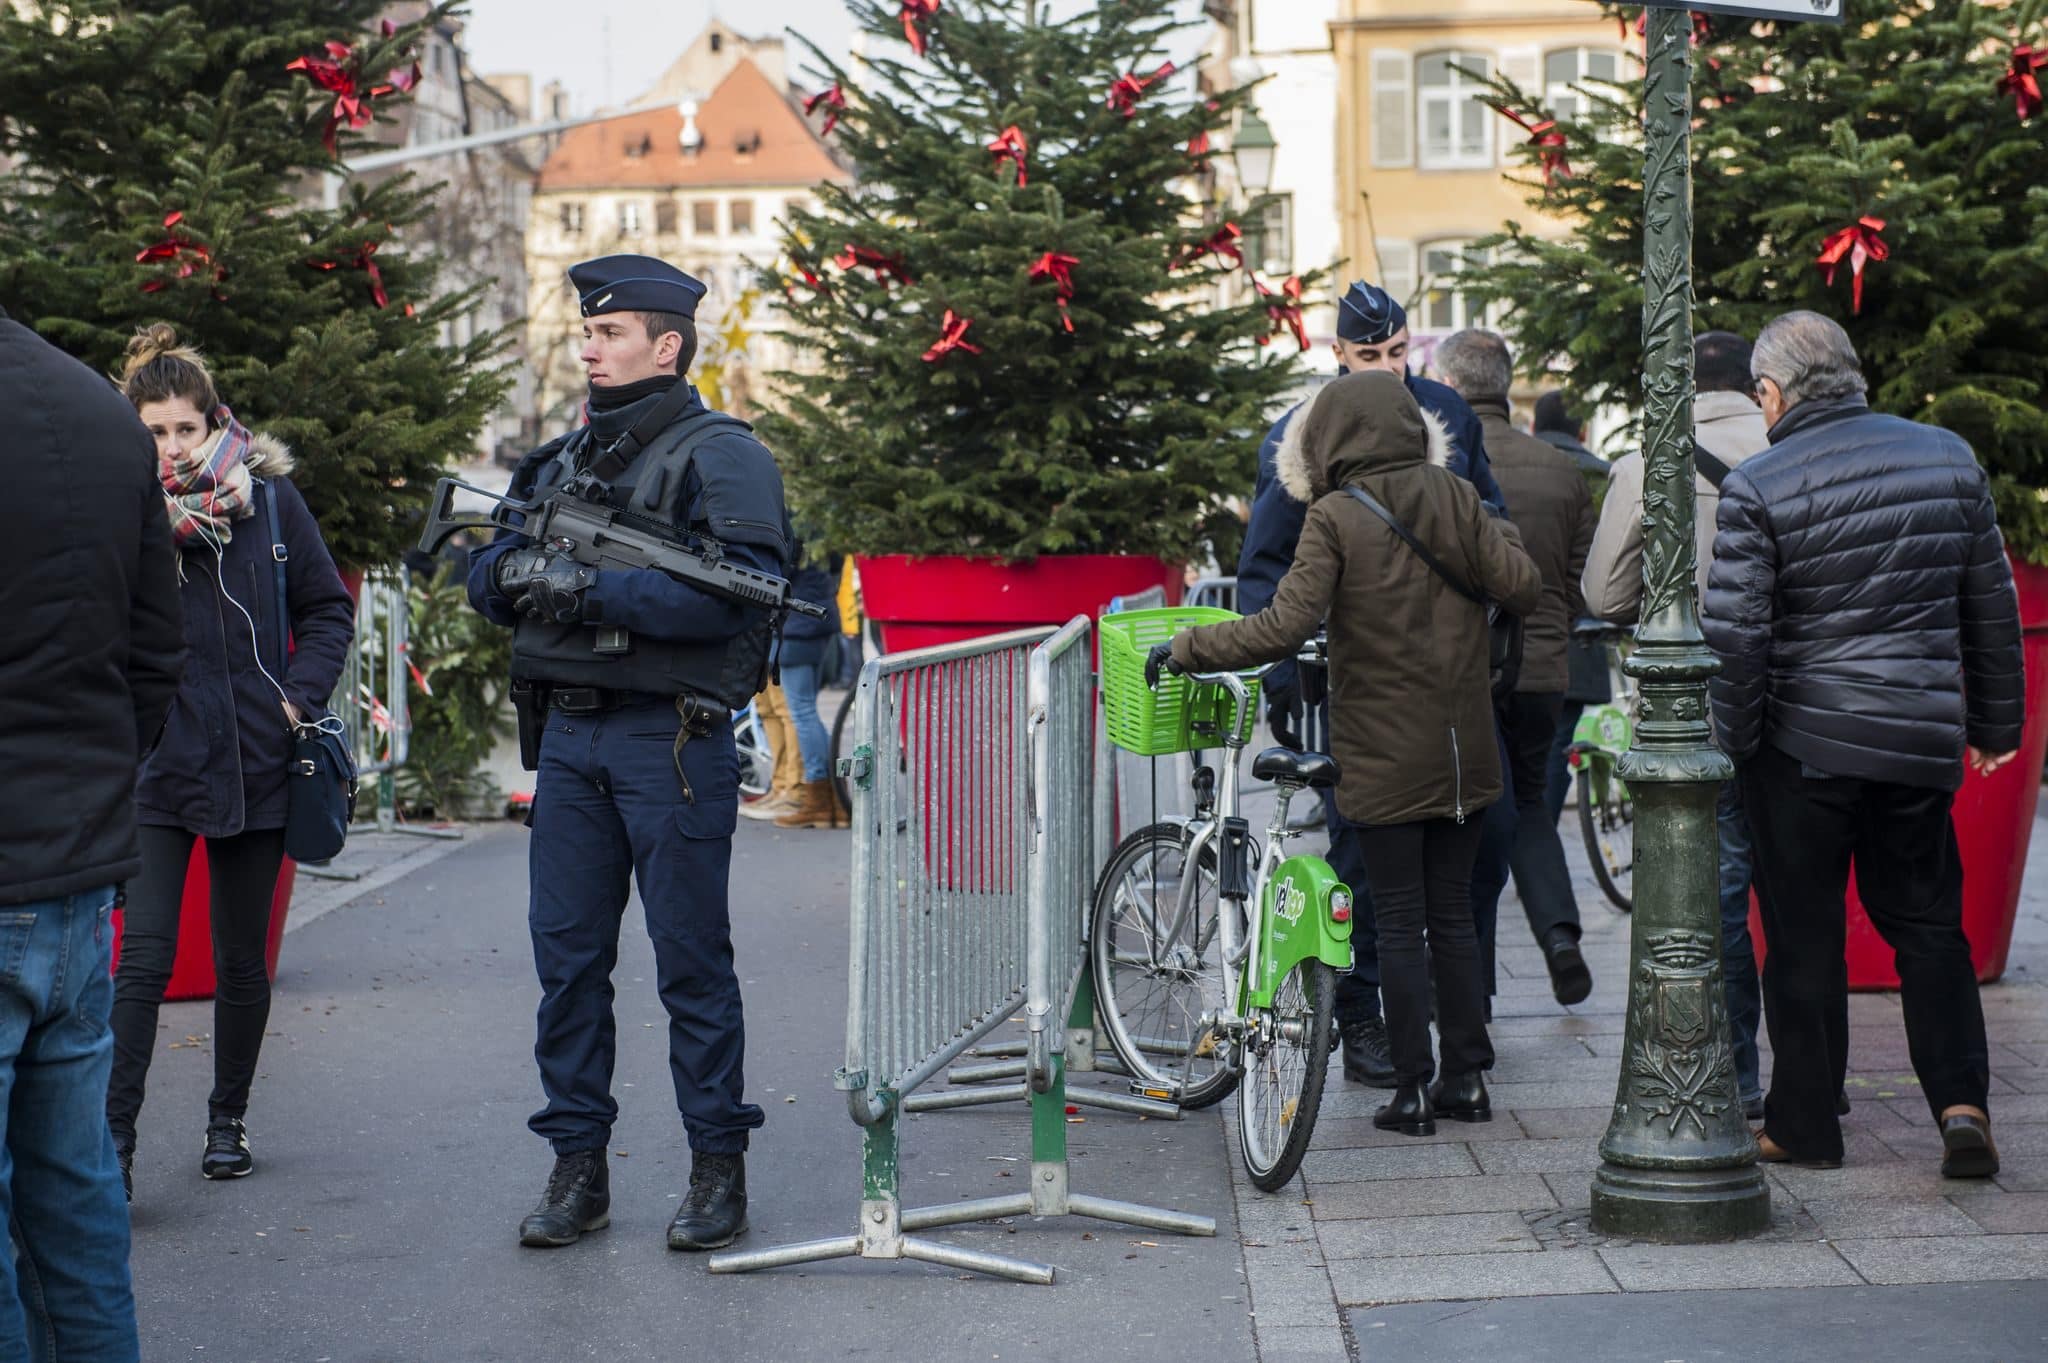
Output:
[125, 819, 1253, 1363]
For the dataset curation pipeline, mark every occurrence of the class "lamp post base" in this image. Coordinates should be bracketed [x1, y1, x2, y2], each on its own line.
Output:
[1590, 1160, 1771, 1242]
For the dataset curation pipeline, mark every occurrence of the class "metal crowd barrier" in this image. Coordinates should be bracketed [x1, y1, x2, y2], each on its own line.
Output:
[709, 618, 1213, 1283]
[1183, 574, 1238, 612]
[300, 565, 459, 882]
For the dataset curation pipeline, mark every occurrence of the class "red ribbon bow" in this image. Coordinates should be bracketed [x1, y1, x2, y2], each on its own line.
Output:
[2000, 46, 2044, 122]
[136, 211, 226, 296]
[1028, 251, 1080, 333]
[900, 0, 941, 57]
[1107, 62, 1175, 118]
[834, 243, 916, 288]
[921, 310, 981, 363]
[1254, 274, 1308, 352]
[1489, 105, 1571, 185]
[1174, 221, 1242, 271]
[805, 84, 847, 135]
[310, 240, 390, 308]
[1187, 129, 1211, 159]
[286, 27, 422, 155]
[1816, 217, 1888, 315]
[987, 125, 1029, 188]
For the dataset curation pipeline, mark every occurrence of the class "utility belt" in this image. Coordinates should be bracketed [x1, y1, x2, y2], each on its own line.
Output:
[511, 681, 721, 797]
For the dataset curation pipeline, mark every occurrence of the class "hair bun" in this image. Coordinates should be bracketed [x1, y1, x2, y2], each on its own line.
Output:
[121, 322, 185, 380]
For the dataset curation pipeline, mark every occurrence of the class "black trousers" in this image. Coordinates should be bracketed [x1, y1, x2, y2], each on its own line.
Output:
[1357, 817, 1492, 1085]
[107, 826, 286, 1147]
[1501, 691, 1583, 948]
[1741, 743, 1990, 1161]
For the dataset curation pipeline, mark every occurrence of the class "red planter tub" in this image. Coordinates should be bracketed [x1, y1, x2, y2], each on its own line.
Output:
[112, 844, 297, 1001]
[855, 554, 1183, 654]
[1749, 554, 2048, 989]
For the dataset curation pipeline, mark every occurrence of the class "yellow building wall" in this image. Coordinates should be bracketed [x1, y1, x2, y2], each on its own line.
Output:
[1333, 1, 1623, 348]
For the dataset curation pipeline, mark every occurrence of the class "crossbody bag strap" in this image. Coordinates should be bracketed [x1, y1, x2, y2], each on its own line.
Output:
[1342, 487, 1486, 607]
[259, 478, 291, 680]
[1692, 441, 1733, 490]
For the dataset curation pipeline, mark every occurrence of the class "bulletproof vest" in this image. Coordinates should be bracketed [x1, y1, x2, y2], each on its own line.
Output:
[509, 409, 791, 709]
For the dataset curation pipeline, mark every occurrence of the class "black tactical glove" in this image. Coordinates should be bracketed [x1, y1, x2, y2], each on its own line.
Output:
[1143, 641, 1183, 688]
[498, 549, 596, 624]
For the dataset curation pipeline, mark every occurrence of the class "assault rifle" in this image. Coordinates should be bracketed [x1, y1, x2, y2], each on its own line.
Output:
[417, 475, 827, 620]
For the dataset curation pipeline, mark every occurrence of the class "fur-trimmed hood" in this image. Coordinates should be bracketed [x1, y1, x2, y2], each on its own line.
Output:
[1275, 371, 1451, 504]
[241, 429, 297, 478]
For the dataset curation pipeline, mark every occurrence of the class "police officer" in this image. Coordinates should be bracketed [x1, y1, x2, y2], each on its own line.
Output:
[467, 255, 787, 1252]
[1237, 280, 1506, 1090]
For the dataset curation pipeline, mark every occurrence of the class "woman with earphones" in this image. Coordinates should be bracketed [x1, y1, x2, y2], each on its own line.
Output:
[106, 325, 354, 1198]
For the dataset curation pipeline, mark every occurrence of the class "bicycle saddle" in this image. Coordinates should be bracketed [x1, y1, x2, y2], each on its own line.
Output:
[1252, 747, 1341, 789]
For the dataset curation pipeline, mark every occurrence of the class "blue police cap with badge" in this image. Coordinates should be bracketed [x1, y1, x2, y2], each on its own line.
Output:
[568, 254, 708, 319]
[1336, 280, 1407, 345]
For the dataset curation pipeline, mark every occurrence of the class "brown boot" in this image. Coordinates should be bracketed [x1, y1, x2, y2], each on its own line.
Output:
[774, 779, 838, 829]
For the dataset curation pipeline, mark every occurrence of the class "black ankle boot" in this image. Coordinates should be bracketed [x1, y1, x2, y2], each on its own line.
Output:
[668, 1152, 747, 1251]
[1373, 1081, 1436, 1136]
[1429, 1071, 1492, 1123]
[519, 1150, 610, 1248]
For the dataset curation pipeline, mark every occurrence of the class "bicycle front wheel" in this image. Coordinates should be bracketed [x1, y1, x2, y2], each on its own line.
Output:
[1237, 958, 1335, 1192]
[1090, 823, 1239, 1110]
[735, 710, 773, 800]
[1577, 757, 1634, 912]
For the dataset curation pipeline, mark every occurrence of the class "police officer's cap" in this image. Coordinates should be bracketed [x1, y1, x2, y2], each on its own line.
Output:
[569, 254, 708, 320]
[1336, 280, 1407, 346]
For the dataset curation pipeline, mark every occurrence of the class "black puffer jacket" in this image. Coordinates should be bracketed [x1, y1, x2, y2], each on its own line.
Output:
[1702, 397, 2024, 790]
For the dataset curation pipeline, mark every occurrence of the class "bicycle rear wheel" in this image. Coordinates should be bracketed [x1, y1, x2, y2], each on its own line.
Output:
[1577, 756, 1634, 912]
[734, 708, 773, 800]
[1237, 958, 1336, 1191]
[1090, 823, 1239, 1110]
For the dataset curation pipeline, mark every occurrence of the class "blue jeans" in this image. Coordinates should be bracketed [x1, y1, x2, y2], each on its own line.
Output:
[779, 663, 830, 783]
[1717, 781, 1763, 1104]
[2, 888, 139, 1363]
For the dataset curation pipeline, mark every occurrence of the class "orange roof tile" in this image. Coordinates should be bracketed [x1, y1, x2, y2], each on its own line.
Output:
[537, 59, 846, 192]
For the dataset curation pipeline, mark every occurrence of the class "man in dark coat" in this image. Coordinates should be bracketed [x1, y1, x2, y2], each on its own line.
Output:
[1437, 330, 1594, 1008]
[1236, 281, 1504, 1087]
[469, 254, 790, 1252]
[1704, 311, 2024, 1177]
[0, 306, 182, 1363]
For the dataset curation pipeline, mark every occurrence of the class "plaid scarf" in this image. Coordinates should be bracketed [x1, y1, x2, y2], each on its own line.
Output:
[160, 406, 255, 551]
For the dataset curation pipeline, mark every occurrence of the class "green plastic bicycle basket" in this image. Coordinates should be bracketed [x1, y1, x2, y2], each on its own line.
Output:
[1099, 607, 1262, 756]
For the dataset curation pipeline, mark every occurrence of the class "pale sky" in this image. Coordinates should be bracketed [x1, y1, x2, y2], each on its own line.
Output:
[460, 0, 1209, 117]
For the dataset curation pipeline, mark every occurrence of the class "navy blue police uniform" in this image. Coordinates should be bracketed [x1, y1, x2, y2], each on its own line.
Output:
[467, 256, 784, 1247]
[1237, 282, 1509, 1076]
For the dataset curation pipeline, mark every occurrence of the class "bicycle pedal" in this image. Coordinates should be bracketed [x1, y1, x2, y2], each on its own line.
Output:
[1129, 1082, 1177, 1103]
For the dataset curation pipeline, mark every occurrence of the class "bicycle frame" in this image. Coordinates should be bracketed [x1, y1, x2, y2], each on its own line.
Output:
[1151, 667, 1352, 1030]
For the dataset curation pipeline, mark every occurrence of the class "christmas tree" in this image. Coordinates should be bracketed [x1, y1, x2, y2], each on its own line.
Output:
[761, 0, 1311, 564]
[1464, 0, 2048, 559]
[0, 0, 510, 570]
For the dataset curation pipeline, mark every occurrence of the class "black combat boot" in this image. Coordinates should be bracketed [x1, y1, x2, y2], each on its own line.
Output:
[519, 1149, 610, 1248]
[667, 1152, 747, 1251]
[1338, 1016, 1396, 1087]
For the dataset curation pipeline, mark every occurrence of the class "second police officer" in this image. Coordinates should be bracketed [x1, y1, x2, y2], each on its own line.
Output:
[467, 254, 789, 1253]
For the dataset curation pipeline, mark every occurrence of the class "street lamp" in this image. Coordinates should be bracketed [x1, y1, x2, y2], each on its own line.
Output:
[1232, 112, 1276, 197]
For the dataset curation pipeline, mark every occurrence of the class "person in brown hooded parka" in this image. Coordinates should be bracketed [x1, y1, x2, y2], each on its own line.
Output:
[1160, 369, 1540, 1136]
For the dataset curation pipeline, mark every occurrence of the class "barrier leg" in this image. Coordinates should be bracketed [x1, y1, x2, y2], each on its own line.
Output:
[1027, 1051, 1215, 1238]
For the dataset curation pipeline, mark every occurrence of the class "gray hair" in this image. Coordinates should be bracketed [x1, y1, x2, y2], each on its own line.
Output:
[1751, 310, 1866, 406]
[1434, 329, 1515, 403]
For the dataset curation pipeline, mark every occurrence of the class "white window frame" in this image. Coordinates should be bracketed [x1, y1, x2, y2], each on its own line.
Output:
[1416, 50, 1495, 172]
[1544, 46, 1627, 125]
[619, 200, 644, 237]
[1375, 239, 1417, 315]
[559, 200, 584, 236]
[1369, 50, 1413, 169]
[1418, 238, 1490, 334]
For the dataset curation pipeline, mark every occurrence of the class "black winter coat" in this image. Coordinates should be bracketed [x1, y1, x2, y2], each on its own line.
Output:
[1702, 398, 2025, 790]
[0, 311, 184, 903]
[135, 434, 355, 837]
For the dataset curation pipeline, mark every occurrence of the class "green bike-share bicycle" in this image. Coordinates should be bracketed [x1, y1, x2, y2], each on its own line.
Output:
[1091, 609, 1352, 1191]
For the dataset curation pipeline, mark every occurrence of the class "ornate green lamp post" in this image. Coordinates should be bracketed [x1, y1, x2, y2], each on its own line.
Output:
[1589, 0, 1842, 1241]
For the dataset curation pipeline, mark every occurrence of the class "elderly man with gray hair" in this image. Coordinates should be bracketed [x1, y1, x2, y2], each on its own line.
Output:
[1437, 329, 1595, 1010]
[1702, 310, 2024, 1178]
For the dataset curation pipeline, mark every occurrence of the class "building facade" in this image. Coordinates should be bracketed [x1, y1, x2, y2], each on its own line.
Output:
[526, 42, 848, 424]
[1332, 0, 1625, 370]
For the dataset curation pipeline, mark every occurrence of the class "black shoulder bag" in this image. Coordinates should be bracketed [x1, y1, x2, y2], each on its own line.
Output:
[1344, 487, 1525, 701]
[261, 481, 358, 863]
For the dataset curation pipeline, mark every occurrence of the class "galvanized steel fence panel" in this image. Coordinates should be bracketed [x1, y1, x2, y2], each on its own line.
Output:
[1025, 616, 1094, 1090]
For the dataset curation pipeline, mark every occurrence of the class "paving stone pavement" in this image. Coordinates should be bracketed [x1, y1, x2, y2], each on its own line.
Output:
[1216, 790, 2048, 1363]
